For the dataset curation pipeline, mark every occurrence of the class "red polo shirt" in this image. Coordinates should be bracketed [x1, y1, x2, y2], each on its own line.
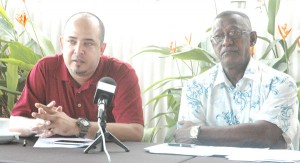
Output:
[11, 54, 144, 125]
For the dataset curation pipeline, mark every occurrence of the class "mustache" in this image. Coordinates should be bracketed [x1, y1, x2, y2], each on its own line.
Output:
[220, 47, 239, 56]
[71, 55, 85, 62]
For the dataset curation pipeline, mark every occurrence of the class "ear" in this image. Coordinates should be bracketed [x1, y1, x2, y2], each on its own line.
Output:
[59, 36, 64, 50]
[250, 31, 257, 46]
[210, 39, 214, 46]
[100, 42, 107, 53]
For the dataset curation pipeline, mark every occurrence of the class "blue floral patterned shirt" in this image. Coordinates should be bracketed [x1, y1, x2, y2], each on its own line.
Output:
[178, 58, 299, 150]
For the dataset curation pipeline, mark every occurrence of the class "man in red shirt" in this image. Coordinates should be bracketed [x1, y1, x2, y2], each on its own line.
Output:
[9, 12, 144, 141]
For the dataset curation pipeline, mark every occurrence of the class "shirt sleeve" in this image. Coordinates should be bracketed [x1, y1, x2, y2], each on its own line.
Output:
[254, 75, 299, 150]
[177, 78, 208, 128]
[111, 65, 144, 125]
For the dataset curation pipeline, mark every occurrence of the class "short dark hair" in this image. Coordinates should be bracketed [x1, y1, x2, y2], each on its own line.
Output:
[215, 10, 252, 30]
[63, 12, 105, 43]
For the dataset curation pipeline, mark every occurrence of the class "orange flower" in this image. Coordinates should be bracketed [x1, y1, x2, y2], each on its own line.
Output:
[169, 41, 177, 53]
[298, 38, 300, 48]
[15, 11, 27, 27]
[278, 23, 292, 41]
[185, 33, 192, 45]
[250, 46, 255, 57]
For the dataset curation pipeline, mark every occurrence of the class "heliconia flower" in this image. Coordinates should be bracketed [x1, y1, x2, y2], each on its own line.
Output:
[15, 11, 27, 27]
[169, 41, 177, 53]
[278, 23, 292, 41]
[250, 46, 255, 57]
[185, 33, 192, 45]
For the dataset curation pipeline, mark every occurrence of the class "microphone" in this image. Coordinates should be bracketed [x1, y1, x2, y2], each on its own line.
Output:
[94, 77, 117, 107]
[85, 76, 129, 154]
[94, 77, 117, 120]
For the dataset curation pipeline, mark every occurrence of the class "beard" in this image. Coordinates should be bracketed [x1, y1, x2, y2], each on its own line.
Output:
[69, 64, 88, 76]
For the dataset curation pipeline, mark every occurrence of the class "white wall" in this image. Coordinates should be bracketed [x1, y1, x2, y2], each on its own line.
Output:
[4, 0, 300, 142]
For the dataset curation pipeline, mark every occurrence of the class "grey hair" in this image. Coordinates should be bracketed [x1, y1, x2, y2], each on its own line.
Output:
[215, 10, 252, 30]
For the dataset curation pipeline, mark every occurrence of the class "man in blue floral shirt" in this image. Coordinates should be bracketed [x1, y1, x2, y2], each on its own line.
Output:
[175, 10, 299, 150]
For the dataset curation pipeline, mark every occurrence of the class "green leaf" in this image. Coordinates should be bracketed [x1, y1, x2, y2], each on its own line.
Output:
[257, 36, 271, 43]
[6, 63, 18, 112]
[142, 127, 157, 142]
[260, 57, 281, 68]
[131, 45, 171, 59]
[259, 39, 281, 59]
[171, 48, 217, 64]
[0, 86, 21, 95]
[286, 35, 300, 59]
[274, 61, 287, 72]
[205, 27, 212, 33]
[0, 5, 14, 28]
[144, 93, 169, 108]
[150, 112, 172, 122]
[164, 125, 176, 143]
[165, 114, 177, 127]
[8, 42, 41, 66]
[25, 21, 56, 55]
[297, 88, 300, 121]
[0, 5, 17, 41]
[267, 0, 281, 36]
[0, 42, 9, 55]
[0, 18, 17, 41]
[143, 76, 191, 93]
[270, 55, 287, 72]
[0, 58, 34, 71]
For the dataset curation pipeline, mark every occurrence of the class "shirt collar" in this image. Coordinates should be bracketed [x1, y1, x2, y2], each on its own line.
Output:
[213, 57, 260, 87]
[56, 54, 105, 88]
[214, 63, 226, 87]
[243, 58, 261, 83]
[56, 54, 69, 81]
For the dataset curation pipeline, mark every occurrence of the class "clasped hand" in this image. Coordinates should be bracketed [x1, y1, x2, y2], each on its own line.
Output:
[174, 121, 197, 144]
[31, 101, 77, 137]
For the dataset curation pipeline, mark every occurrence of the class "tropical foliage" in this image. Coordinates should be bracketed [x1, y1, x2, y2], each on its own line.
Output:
[0, 1, 55, 117]
[134, 33, 217, 143]
[258, 0, 300, 73]
[136, 0, 300, 143]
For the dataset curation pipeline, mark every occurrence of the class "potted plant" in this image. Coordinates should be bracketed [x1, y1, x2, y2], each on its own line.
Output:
[133, 33, 217, 142]
[0, 1, 55, 117]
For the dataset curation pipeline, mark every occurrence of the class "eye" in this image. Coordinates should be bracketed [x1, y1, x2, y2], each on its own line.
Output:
[212, 34, 225, 42]
[228, 30, 241, 38]
[84, 41, 95, 46]
[67, 39, 76, 45]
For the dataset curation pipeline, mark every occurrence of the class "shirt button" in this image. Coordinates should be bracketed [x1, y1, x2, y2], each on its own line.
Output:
[78, 103, 82, 107]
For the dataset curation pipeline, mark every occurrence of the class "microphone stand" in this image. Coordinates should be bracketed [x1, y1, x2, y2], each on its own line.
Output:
[84, 99, 129, 153]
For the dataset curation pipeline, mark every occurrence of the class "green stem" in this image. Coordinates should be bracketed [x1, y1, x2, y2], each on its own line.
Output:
[283, 40, 289, 73]
[1, 0, 8, 9]
[263, 0, 268, 14]
[273, 35, 279, 58]
[213, 0, 218, 15]
[175, 59, 184, 86]
[181, 60, 193, 75]
[263, 0, 279, 58]
[23, 2, 45, 56]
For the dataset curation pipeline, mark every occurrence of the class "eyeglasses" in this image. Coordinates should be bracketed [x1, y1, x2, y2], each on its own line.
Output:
[211, 29, 250, 44]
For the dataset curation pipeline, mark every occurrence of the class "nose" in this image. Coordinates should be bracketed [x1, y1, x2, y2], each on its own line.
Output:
[74, 42, 84, 55]
[222, 35, 233, 46]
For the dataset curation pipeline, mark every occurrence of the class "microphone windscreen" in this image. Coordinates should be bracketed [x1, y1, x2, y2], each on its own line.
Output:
[94, 77, 116, 105]
[99, 77, 116, 86]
